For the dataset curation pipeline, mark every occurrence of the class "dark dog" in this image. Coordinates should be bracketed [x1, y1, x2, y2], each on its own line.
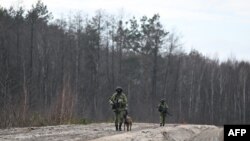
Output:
[123, 110, 132, 131]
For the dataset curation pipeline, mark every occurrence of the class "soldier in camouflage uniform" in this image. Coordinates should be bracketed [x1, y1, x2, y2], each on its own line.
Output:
[109, 87, 128, 131]
[158, 99, 169, 126]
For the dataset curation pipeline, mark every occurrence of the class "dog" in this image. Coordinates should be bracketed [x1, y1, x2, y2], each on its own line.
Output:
[123, 110, 132, 131]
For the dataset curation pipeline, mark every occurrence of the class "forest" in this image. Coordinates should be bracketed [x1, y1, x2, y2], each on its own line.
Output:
[0, 1, 250, 128]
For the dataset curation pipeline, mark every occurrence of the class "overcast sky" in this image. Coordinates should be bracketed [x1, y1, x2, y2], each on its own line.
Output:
[1, 0, 250, 61]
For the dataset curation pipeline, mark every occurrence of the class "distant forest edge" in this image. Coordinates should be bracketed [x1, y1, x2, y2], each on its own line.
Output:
[0, 0, 250, 128]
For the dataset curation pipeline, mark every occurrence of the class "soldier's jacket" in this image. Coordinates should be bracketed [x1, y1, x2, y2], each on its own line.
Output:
[109, 93, 127, 112]
[158, 103, 168, 114]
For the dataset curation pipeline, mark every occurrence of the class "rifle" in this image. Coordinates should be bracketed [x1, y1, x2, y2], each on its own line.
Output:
[112, 97, 121, 112]
[157, 105, 173, 117]
[112, 99, 118, 109]
[162, 108, 173, 117]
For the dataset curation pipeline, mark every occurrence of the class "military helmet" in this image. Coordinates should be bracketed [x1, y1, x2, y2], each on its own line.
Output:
[160, 99, 166, 103]
[115, 86, 123, 92]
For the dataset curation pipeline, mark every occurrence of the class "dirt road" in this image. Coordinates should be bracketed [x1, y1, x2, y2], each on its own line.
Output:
[0, 123, 223, 141]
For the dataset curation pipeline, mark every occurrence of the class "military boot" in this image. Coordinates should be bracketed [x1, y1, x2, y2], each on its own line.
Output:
[119, 123, 122, 131]
[115, 124, 118, 131]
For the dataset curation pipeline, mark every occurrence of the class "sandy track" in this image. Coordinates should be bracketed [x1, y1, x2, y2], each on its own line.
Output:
[0, 123, 223, 141]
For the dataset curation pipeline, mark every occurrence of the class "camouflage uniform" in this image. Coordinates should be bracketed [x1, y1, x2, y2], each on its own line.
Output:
[158, 99, 168, 126]
[109, 87, 128, 131]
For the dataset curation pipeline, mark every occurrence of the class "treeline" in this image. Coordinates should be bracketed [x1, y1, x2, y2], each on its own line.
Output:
[0, 1, 250, 128]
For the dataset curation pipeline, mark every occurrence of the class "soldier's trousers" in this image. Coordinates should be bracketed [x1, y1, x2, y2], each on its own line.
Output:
[160, 113, 166, 125]
[114, 110, 124, 125]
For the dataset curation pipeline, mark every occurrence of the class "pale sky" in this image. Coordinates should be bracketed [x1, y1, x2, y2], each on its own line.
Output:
[1, 0, 250, 61]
